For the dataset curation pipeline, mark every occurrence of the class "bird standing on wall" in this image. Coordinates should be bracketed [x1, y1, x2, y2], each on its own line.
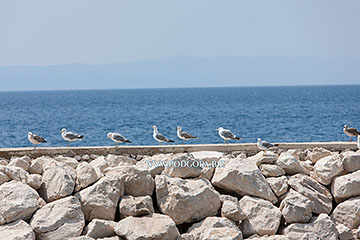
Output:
[28, 132, 47, 149]
[357, 136, 360, 150]
[177, 126, 197, 144]
[107, 132, 131, 147]
[152, 125, 174, 144]
[61, 128, 84, 146]
[216, 127, 241, 144]
[343, 125, 360, 142]
[257, 138, 278, 155]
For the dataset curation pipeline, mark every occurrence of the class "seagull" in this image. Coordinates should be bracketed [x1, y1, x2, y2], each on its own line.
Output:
[107, 132, 131, 146]
[28, 132, 47, 149]
[152, 125, 174, 144]
[343, 125, 360, 142]
[257, 138, 278, 155]
[177, 126, 197, 144]
[357, 136, 360, 150]
[61, 128, 84, 146]
[216, 127, 241, 144]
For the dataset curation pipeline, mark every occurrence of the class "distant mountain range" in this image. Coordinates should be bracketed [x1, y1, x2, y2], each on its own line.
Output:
[0, 56, 359, 91]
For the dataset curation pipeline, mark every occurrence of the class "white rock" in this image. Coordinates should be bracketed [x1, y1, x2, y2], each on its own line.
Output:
[220, 194, 239, 203]
[239, 196, 282, 237]
[8, 157, 30, 171]
[266, 176, 288, 197]
[0, 180, 42, 225]
[68, 237, 94, 240]
[336, 224, 353, 240]
[2, 165, 29, 183]
[119, 195, 154, 217]
[212, 158, 277, 203]
[248, 151, 278, 166]
[306, 147, 332, 164]
[27, 174, 42, 190]
[32, 156, 57, 173]
[288, 174, 333, 214]
[0, 159, 8, 166]
[342, 151, 360, 173]
[247, 235, 289, 240]
[282, 213, 338, 240]
[54, 155, 79, 168]
[114, 213, 180, 240]
[83, 219, 116, 239]
[29, 158, 43, 174]
[106, 154, 137, 167]
[331, 196, 360, 229]
[30, 196, 85, 240]
[311, 154, 343, 185]
[0, 171, 10, 185]
[155, 175, 221, 224]
[183, 216, 243, 240]
[276, 153, 308, 175]
[287, 149, 306, 161]
[221, 200, 247, 221]
[331, 169, 360, 203]
[97, 237, 120, 240]
[280, 189, 312, 223]
[260, 164, 285, 177]
[75, 162, 99, 191]
[0, 220, 35, 240]
[75, 175, 124, 221]
[105, 165, 154, 196]
[191, 151, 224, 162]
[40, 166, 75, 202]
[136, 153, 172, 177]
[90, 156, 109, 178]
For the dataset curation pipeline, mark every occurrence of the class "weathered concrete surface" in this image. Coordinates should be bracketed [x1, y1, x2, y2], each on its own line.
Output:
[0, 142, 357, 159]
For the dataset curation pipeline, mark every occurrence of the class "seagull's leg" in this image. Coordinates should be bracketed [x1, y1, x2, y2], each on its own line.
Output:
[350, 136, 352, 143]
[33, 144, 36, 150]
[68, 141, 71, 147]
[224, 139, 225, 144]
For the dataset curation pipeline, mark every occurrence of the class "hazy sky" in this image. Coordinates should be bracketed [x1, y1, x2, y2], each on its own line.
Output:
[1, 0, 360, 66]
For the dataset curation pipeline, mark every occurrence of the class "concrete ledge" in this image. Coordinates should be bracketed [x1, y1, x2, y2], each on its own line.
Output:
[0, 142, 358, 159]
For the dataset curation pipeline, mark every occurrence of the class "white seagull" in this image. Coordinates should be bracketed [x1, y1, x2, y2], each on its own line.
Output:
[257, 138, 278, 155]
[107, 132, 131, 146]
[216, 127, 241, 144]
[61, 128, 84, 146]
[357, 135, 360, 150]
[343, 125, 360, 142]
[177, 126, 197, 144]
[152, 125, 174, 144]
[28, 132, 47, 149]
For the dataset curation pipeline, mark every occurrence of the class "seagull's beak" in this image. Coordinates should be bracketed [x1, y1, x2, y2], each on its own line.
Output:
[216, 129, 219, 131]
[107, 136, 109, 140]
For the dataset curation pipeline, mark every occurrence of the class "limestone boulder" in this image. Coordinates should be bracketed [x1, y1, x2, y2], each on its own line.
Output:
[311, 154, 343, 185]
[83, 219, 116, 239]
[282, 213, 338, 240]
[342, 151, 360, 173]
[114, 213, 179, 240]
[279, 189, 312, 224]
[221, 200, 247, 221]
[266, 176, 288, 197]
[40, 166, 75, 202]
[75, 175, 124, 221]
[75, 162, 99, 191]
[155, 175, 221, 224]
[27, 174, 42, 190]
[191, 151, 224, 163]
[288, 174, 333, 214]
[54, 156, 79, 168]
[90, 156, 109, 178]
[0, 220, 35, 240]
[0, 171, 10, 185]
[306, 147, 332, 164]
[336, 224, 353, 240]
[183, 216, 243, 240]
[212, 158, 277, 203]
[248, 151, 278, 166]
[119, 195, 154, 217]
[0, 159, 8, 166]
[136, 153, 172, 177]
[287, 149, 306, 161]
[0, 180, 42, 225]
[331, 170, 360, 203]
[68, 237, 94, 240]
[105, 165, 154, 197]
[30, 196, 85, 240]
[239, 196, 282, 237]
[8, 157, 30, 171]
[260, 164, 285, 177]
[331, 196, 360, 229]
[247, 235, 289, 240]
[276, 153, 308, 175]
[106, 154, 137, 167]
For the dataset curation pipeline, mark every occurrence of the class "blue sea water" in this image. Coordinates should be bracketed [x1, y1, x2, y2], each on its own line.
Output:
[0, 85, 359, 148]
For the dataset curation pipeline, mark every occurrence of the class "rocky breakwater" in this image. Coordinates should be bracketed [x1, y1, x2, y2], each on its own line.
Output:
[0, 148, 360, 239]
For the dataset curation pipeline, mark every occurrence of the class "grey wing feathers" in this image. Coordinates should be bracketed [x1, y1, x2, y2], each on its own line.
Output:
[113, 133, 126, 142]
[221, 130, 235, 139]
[181, 132, 196, 139]
[65, 132, 83, 139]
[34, 135, 47, 143]
[156, 134, 169, 142]
[262, 141, 275, 148]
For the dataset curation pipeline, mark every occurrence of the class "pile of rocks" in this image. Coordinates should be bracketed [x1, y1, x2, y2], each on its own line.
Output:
[1, 148, 360, 240]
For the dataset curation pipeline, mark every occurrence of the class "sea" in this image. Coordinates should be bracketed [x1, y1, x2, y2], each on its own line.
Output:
[0, 85, 359, 148]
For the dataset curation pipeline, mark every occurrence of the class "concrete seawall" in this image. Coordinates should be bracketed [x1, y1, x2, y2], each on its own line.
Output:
[0, 141, 357, 159]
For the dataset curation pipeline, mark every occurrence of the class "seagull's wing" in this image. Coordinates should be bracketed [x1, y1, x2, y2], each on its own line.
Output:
[262, 141, 275, 148]
[156, 133, 169, 142]
[33, 135, 47, 143]
[113, 133, 127, 142]
[180, 131, 196, 139]
[65, 132, 83, 140]
[348, 128, 360, 135]
[221, 130, 236, 139]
